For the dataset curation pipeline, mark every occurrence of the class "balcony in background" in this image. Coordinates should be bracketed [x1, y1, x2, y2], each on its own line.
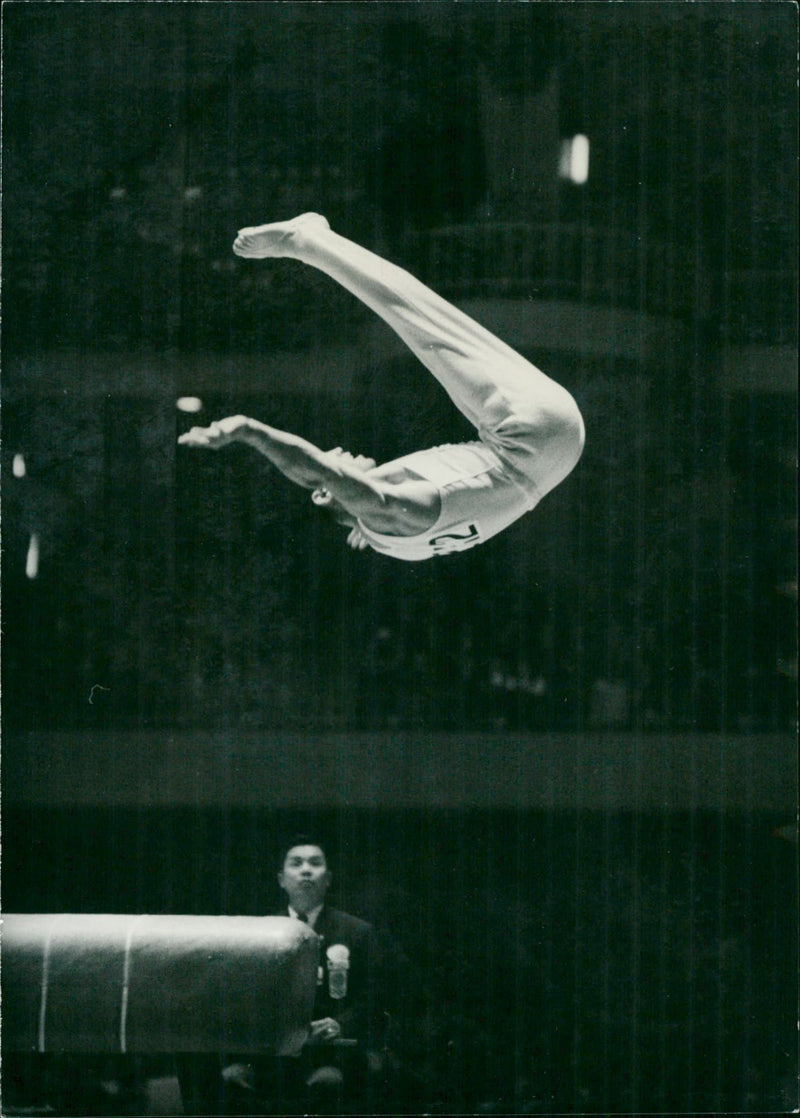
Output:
[404, 222, 706, 321]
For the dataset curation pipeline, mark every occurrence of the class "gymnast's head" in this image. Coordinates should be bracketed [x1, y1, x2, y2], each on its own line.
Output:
[277, 833, 332, 916]
[311, 487, 357, 527]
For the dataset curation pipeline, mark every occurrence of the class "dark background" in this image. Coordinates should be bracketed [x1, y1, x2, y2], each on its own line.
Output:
[2, 3, 797, 1114]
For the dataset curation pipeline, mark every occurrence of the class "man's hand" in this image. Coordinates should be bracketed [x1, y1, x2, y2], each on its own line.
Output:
[346, 527, 370, 550]
[309, 1017, 342, 1043]
[178, 415, 251, 449]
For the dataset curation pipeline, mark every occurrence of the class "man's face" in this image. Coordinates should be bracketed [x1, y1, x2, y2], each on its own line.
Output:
[278, 844, 331, 914]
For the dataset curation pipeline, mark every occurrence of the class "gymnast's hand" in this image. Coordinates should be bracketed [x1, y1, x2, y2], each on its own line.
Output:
[178, 415, 251, 448]
[309, 1016, 342, 1042]
[346, 527, 370, 550]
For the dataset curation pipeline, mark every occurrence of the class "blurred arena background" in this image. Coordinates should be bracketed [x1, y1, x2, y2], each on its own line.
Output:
[2, 3, 797, 1114]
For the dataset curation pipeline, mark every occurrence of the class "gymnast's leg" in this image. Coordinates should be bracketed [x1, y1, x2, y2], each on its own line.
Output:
[233, 215, 584, 496]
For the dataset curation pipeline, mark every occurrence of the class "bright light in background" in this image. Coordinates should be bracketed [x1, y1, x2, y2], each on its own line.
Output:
[13, 453, 27, 478]
[26, 534, 40, 579]
[176, 397, 203, 414]
[559, 134, 590, 184]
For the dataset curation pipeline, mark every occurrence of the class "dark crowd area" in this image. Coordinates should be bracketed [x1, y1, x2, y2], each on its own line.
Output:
[2, 377, 795, 736]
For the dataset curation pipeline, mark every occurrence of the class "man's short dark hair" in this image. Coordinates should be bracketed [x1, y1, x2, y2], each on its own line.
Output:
[277, 832, 329, 871]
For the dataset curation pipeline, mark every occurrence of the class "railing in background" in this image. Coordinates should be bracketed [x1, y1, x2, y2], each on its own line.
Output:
[405, 224, 797, 346]
[722, 268, 798, 346]
[403, 222, 706, 319]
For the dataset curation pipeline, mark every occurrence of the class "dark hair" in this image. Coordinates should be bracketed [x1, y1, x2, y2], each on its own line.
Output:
[277, 832, 329, 871]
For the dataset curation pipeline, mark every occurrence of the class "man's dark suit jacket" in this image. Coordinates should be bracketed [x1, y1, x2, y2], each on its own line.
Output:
[280, 905, 388, 1049]
[175, 906, 405, 1114]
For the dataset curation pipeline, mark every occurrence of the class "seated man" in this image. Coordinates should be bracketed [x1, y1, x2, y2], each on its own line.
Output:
[265, 834, 395, 1109]
[182, 834, 404, 1115]
[179, 213, 584, 560]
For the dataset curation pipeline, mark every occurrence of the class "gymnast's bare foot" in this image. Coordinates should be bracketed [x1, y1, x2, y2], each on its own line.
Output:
[232, 213, 330, 259]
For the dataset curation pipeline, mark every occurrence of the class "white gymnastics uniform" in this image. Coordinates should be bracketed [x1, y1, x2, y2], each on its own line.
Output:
[290, 219, 585, 561]
[355, 442, 536, 560]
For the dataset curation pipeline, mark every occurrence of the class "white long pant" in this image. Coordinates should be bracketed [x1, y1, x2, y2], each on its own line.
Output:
[290, 222, 585, 498]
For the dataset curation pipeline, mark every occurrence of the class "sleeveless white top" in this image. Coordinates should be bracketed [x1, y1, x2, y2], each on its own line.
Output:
[356, 442, 538, 561]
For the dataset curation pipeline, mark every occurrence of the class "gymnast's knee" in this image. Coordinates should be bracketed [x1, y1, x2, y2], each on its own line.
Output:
[491, 390, 585, 472]
[555, 393, 586, 468]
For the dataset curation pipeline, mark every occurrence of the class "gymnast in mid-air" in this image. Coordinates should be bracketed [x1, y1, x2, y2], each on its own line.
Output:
[179, 213, 584, 561]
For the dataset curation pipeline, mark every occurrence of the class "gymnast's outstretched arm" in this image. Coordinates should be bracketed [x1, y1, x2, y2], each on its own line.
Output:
[178, 415, 439, 535]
